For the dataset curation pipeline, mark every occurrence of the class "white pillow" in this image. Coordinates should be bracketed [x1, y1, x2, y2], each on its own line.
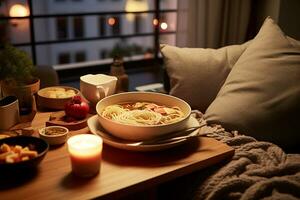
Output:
[204, 17, 300, 149]
[160, 42, 249, 112]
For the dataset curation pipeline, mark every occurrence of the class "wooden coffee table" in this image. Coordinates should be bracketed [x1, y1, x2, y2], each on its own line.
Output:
[0, 112, 234, 200]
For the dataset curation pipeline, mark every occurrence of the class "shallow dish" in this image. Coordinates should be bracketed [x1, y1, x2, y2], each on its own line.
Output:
[96, 92, 191, 141]
[39, 126, 69, 146]
[0, 136, 49, 171]
[88, 115, 199, 151]
[37, 86, 79, 110]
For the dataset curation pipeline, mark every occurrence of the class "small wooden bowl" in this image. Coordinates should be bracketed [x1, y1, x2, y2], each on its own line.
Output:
[38, 126, 69, 146]
[37, 86, 79, 110]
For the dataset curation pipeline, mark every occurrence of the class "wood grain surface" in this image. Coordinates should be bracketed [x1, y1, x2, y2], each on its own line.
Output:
[0, 113, 234, 200]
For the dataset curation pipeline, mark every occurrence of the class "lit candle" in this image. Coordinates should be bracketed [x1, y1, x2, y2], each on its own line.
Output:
[67, 134, 103, 177]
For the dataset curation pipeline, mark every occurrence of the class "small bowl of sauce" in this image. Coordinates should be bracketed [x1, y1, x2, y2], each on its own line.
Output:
[39, 126, 69, 146]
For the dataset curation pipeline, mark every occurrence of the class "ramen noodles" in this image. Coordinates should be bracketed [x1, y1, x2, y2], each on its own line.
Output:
[101, 102, 185, 126]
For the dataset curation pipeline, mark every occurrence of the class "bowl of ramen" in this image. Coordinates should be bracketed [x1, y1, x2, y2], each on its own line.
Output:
[37, 86, 79, 110]
[96, 92, 191, 141]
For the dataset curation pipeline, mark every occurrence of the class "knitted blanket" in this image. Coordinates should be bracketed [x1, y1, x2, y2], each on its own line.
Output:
[162, 111, 300, 200]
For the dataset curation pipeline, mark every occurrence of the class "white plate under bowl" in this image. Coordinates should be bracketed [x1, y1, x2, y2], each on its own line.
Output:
[87, 115, 200, 152]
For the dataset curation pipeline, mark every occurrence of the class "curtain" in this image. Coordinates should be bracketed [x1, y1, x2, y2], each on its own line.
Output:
[176, 0, 252, 48]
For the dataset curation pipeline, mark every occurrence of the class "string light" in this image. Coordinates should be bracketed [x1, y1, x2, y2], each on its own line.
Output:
[152, 18, 159, 26]
[108, 17, 116, 26]
[160, 22, 168, 30]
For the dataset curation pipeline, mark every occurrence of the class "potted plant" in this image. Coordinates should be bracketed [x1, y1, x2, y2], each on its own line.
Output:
[0, 43, 40, 114]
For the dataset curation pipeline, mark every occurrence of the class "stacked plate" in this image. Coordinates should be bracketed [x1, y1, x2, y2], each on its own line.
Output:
[87, 115, 200, 152]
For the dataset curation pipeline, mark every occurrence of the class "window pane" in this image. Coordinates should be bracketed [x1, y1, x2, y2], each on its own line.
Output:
[6, 19, 30, 44]
[75, 51, 86, 62]
[0, 19, 10, 42]
[58, 52, 70, 64]
[160, 0, 177, 10]
[34, 13, 155, 42]
[134, 15, 142, 34]
[111, 16, 121, 36]
[159, 12, 177, 33]
[73, 17, 84, 38]
[32, 0, 155, 15]
[159, 33, 176, 46]
[1, 0, 178, 69]
[56, 17, 68, 39]
[35, 36, 154, 66]
[98, 16, 106, 36]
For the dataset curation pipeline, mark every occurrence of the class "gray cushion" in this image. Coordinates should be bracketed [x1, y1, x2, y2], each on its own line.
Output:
[160, 42, 249, 112]
[204, 17, 300, 149]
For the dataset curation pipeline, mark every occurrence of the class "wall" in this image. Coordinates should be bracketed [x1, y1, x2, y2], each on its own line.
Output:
[248, 0, 300, 40]
[278, 0, 300, 40]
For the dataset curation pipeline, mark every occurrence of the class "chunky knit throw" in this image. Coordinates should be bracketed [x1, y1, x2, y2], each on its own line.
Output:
[161, 111, 300, 200]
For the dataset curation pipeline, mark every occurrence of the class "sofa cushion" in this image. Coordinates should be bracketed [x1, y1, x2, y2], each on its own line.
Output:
[204, 17, 300, 149]
[160, 41, 249, 112]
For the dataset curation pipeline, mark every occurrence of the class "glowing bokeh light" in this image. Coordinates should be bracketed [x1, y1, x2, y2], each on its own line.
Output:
[160, 22, 168, 30]
[125, 0, 149, 21]
[108, 17, 116, 26]
[9, 4, 29, 17]
[153, 18, 159, 26]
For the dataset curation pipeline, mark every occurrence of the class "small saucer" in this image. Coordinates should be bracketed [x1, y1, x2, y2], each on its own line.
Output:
[87, 115, 200, 152]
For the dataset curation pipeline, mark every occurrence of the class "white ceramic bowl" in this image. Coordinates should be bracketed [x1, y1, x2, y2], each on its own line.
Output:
[96, 92, 191, 141]
[37, 86, 79, 110]
[38, 126, 69, 146]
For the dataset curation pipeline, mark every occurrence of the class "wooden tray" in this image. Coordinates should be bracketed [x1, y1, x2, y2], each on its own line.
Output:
[46, 111, 92, 130]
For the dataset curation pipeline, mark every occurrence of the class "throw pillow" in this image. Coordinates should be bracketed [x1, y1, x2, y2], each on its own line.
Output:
[160, 41, 250, 112]
[204, 17, 300, 149]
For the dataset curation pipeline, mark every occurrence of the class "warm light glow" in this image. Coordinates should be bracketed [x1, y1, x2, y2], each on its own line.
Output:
[125, 0, 149, 21]
[108, 17, 116, 26]
[67, 134, 103, 177]
[68, 134, 102, 157]
[9, 4, 29, 17]
[152, 18, 159, 26]
[160, 22, 168, 30]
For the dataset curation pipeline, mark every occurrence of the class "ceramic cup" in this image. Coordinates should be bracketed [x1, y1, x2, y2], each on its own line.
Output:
[0, 96, 20, 130]
[80, 74, 117, 106]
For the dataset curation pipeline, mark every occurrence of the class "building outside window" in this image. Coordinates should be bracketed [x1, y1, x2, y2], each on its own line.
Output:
[134, 14, 142, 34]
[99, 49, 108, 59]
[73, 16, 84, 38]
[56, 17, 68, 39]
[99, 16, 106, 36]
[75, 51, 86, 62]
[58, 52, 71, 64]
[1, 0, 177, 69]
[112, 16, 121, 36]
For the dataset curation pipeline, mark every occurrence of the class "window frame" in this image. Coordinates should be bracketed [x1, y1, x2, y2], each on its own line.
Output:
[1, 0, 177, 69]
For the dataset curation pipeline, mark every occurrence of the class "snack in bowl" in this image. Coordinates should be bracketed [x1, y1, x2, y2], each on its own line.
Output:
[0, 136, 49, 170]
[96, 92, 191, 141]
[0, 143, 38, 164]
[44, 87, 76, 99]
[37, 86, 79, 110]
[39, 126, 69, 146]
